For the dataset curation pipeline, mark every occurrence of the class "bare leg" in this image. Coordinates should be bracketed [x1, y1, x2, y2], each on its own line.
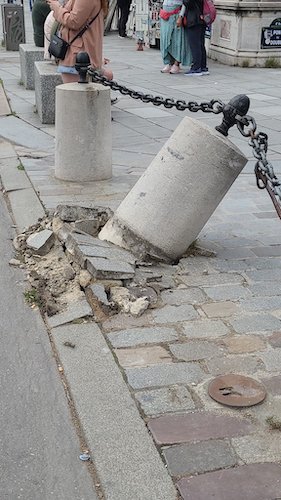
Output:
[61, 73, 79, 84]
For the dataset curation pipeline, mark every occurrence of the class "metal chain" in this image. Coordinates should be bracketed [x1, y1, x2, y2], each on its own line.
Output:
[88, 68, 281, 218]
[236, 116, 281, 218]
[88, 69, 224, 114]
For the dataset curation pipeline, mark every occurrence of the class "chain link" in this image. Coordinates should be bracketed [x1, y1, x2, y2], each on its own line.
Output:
[88, 68, 281, 218]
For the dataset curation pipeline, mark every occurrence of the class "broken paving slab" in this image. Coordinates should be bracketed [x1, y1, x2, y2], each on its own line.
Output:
[73, 243, 136, 268]
[65, 232, 114, 254]
[86, 257, 135, 280]
[26, 229, 55, 256]
[47, 298, 93, 328]
[85, 283, 112, 312]
[56, 204, 113, 222]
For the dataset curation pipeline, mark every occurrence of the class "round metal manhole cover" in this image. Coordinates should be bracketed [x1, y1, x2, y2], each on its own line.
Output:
[208, 374, 266, 407]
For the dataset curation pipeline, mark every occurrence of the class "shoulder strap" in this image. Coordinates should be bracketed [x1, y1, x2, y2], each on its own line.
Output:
[69, 7, 102, 45]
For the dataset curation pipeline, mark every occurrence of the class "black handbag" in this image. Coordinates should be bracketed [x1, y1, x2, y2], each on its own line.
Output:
[48, 7, 101, 60]
[48, 33, 69, 60]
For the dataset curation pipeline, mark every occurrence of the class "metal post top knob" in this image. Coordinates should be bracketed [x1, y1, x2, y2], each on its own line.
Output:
[215, 94, 250, 137]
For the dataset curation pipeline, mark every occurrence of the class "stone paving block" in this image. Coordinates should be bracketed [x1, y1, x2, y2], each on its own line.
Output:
[258, 348, 281, 371]
[163, 439, 237, 476]
[135, 386, 195, 416]
[232, 433, 281, 463]
[26, 229, 55, 255]
[107, 326, 178, 347]
[261, 374, 281, 395]
[0, 158, 31, 192]
[66, 232, 110, 250]
[152, 304, 198, 323]
[240, 296, 281, 312]
[179, 272, 244, 287]
[148, 412, 253, 445]
[8, 187, 45, 232]
[115, 346, 172, 367]
[102, 311, 155, 333]
[86, 257, 135, 280]
[179, 257, 217, 274]
[268, 331, 281, 347]
[182, 319, 230, 339]
[245, 269, 281, 282]
[215, 248, 256, 260]
[203, 284, 251, 301]
[47, 299, 93, 328]
[248, 281, 281, 297]
[170, 341, 222, 361]
[223, 335, 266, 353]
[200, 301, 240, 318]
[126, 362, 205, 389]
[206, 355, 262, 375]
[177, 463, 281, 500]
[76, 243, 136, 267]
[161, 288, 207, 305]
[251, 245, 281, 257]
[229, 314, 281, 333]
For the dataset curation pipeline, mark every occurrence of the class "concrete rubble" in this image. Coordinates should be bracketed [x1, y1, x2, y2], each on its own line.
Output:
[17, 204, 182, 325]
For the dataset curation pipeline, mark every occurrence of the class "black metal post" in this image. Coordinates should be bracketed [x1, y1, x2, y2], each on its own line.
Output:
[215, 95, 250, 137]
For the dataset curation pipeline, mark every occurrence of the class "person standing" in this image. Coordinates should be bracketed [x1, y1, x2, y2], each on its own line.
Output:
[182, 0, 208, 76]
[117, 0, 131, 38]
[32, 0, 51, 47]
[47, 0, 106, 83]
[159, 0, 191, 74]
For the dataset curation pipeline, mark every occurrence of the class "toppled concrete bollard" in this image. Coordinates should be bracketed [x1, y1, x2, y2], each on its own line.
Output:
[99, 117, 247, 262]
[26, 229, 55, 255]
[55, 84, 112, 182]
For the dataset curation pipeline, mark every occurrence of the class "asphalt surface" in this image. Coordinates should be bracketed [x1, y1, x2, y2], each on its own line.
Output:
[0, 193, 98, 500]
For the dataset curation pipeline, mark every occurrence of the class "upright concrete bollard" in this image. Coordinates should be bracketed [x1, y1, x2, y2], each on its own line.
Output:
[55, 82, 112, 182]
[99, 116, 247, 261]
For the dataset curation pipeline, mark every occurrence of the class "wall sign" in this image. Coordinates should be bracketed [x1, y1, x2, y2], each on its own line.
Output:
[261, 18, 281, 49]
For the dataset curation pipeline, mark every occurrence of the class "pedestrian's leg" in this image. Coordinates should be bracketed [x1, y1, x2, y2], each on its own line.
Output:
[200, 26, 207, 70]
[61, 74, 79, 84]
[186, 25, 202, 70]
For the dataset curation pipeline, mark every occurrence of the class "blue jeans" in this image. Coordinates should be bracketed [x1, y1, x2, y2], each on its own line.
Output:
[186, 24, 207, 70]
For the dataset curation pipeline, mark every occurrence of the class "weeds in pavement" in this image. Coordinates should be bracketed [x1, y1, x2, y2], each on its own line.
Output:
[24, 288, 42, 307]
[17, 162, 24, 171]
[241, 59, 250, 68]
[264, 57, 280, 68]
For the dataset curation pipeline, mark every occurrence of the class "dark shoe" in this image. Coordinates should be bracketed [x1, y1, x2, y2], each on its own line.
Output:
[202, 67, 209, 75]
[184, 68, 203, 76]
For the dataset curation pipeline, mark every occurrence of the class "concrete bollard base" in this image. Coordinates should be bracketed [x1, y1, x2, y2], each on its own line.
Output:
[55, 82, 112, 182]
[99, 116, 247, 262]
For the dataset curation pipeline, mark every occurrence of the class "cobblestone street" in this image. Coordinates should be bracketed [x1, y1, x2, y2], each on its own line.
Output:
[1, 4, 281, 497]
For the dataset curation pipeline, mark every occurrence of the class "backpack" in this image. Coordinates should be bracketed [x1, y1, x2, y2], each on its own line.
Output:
[202, 0, 216, 25]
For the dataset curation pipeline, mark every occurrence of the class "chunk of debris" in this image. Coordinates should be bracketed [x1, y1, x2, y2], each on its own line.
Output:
[56, 204, 112, 223]
[74, 219, 100, 237]
[79, 270, 92, 289]
[9, 258, 21, 267]
[87, 257, 135, 280]
[26, 229, 55, 256]
[86, 283, 112, 312]
[47, 298, 93, 328]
